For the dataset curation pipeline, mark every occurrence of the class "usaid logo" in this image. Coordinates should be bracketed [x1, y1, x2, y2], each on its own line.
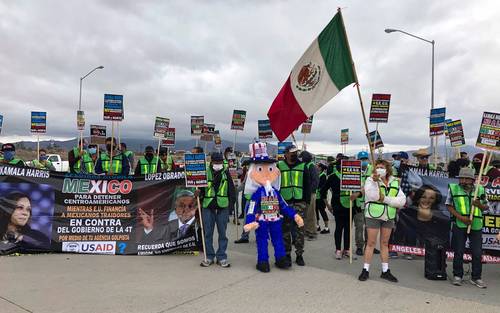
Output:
[62, 241, 116, 255]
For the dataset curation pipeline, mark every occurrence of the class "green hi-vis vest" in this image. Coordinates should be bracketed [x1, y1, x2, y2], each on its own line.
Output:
[100, 152, 123, 174]
[32, 159, 53, 170]
[138, 156, 159, 174]
[71, 147, 82, 172]
[316, 172, 326, 199]
[355, 175, 367, 208]
[0, 157, 24, 166]
[123, 150, 133, 158]
[449, 183, 485, 231]
[202, 167, 229, 208]
[334, 171, 351, 208]
[160, 155, 173, 171]
[468, 163, 493, 176]
[277, 161, 305, 201]
[365, 179, 400, 220]
[82, 153, 95, 174]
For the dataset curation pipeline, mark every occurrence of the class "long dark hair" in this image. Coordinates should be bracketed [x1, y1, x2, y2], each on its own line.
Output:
[412, 185, 442, 211]
[0, 192, 32, 236]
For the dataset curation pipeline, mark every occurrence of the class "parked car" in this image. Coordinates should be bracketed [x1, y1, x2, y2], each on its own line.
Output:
[47, 154, 69, 172]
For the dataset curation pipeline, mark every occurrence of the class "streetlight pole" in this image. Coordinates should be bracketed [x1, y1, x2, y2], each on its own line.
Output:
[385, 28, 435, 152]
[78, 65, 104, 111]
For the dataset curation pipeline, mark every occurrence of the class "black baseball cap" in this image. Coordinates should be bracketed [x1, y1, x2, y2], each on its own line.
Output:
[1, 143, 15, 151]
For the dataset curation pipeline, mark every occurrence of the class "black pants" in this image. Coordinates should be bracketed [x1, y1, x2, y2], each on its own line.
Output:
[452, 224, 483, 280]
[334, 214, 350, 251]
[316, 199, 329, 223]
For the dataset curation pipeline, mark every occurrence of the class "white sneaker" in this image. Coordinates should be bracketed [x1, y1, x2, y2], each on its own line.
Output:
[335, 250, 342, 260]
[470, 279, 487, 289]
[452, 276, 462, 286]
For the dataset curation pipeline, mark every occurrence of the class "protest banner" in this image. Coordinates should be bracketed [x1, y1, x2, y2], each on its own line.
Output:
[277, 142, 293, 159]
[340, 159, 361, 264]
[90, 125, 106, 145]
[0, 165, 199, 256]
[391, 166, 500, 262]
[301, 116, 313, 134]
[230, 110, 246, 131]
[0, 114, 3, 135]
[200, 123, 215, 144]
[446, 119, 465, 147]
[103, 94, 124, 121]
[340, 128, 349, 145]
[153, 117, 170, 138]
[258, 119, 273, 140]
[369, 94, 391, 123]
[476, 111, 499, 152]
[367, 130, 383, 149]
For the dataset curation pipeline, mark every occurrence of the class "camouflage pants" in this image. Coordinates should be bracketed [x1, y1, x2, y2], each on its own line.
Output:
[282, 201, 307, 256]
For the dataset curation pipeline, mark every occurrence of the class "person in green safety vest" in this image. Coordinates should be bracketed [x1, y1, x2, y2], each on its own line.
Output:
[31, 149, 55, 171]
[134, 146, 159, 175]
[351, 151, 370, 256]
[95, 137, 130, 175]
[277, 144, 310, 267]
[158, 147, 174, 172]
[120, 143, 134, 174]
[446, 167, 489, 288]
[300, 150, 319, 241]
[315, 162, 329, 234]
[199, 152, 236, 268]
[412, 148, 436, 171]
[358, 159, 406, 283]
[81, 144, 98, 174]
[470, 153, 495, 177]
[0, 143, 25, 167]
[68, 139, 86, 174]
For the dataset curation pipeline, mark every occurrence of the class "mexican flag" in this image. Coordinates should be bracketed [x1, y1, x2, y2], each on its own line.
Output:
[267, 10, 356, 141]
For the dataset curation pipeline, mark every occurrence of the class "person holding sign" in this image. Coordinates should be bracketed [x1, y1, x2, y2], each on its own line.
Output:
[446, 167, 489, 288]
[0, 144, 25, 167]
[68, 140, 86, 174]
[358, 160, 406, 282]
[31, 149, 55, 171]
[81, 144, 98, 174]
[158, 147, 173, 172]
[95, 137, 130, 175]
[135, 146, 159, 175]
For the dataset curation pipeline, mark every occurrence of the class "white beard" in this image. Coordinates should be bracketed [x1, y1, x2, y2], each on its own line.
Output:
[264, 180, 273, 196]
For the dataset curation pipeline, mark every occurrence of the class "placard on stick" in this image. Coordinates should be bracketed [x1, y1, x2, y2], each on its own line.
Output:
[31, 111, 47, 133]
[153, 117, 170, 138]
[367, 130, 384, 149]
[162, 128, 175, 147]
[429, 107, 446, 137]
[184, 153, 208, 187]
[476, 111, 499, 151]
[446, 119, 466, 147]
[77, 110, 85, 131]
[277, 141, 293, 159]
[213, 130, 222, 149]
[230, 110, 246, 131]
[191, 115, 204, 136]
[103, 94, 124, 121]
[90, 124, 106, 144]
[369, 94, 391, 123]
[340, 160, 362, 191]
[341, 128, 349, 145]
[301, 115, 314, 134]
[200, 123, 215, 141]
[258, 119, 273, 139]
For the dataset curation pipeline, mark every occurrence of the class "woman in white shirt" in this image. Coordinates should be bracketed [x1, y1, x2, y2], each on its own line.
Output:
[358, 159, 406, 282]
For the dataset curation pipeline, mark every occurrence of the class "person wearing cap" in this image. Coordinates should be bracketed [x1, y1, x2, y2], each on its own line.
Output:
[0, 144, 25, 167]
[277, 145, 310, 266]
[81, 144, 98, 174]
[199, 152, 236, 268]
[120, 143, 134, 174]
[412, 148, 436, 170]
[300, 150, 319, 241]
[135, 146, 159, 175]
[68, 139, 87, 173]
[158, 147, 173, 172]
[315, 162, 330, 234]
[31, 149, 55, 171]
[446, 167, 489, 288]
[95, 137, 130, 175]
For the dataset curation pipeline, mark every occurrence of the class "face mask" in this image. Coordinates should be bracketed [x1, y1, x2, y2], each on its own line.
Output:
[106, 144, 114, 152]
[40, 155, 48, 161]
[361, 160, 369, 169]
[392, 160, 401, 169]
[212, 164, 224, 171]
[88, 148, 97, 155]
[145, 153, 154, 161]
[376, 168, 387, 177]
[290, 154, 298, 163]
[3, 151, 15, 161]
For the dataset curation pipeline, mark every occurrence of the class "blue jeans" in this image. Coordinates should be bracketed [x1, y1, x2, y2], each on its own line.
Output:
[202, 208, 229, 261]
[451, 224, 482, 280]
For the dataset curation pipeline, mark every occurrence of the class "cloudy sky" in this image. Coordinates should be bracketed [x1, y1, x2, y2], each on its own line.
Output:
[0, 0, 498, 155]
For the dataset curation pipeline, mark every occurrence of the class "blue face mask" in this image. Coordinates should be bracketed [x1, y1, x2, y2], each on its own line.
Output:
[3, 151, 15, 161]
[393, 160, 401, 169]
[39, 155, 48, 161]
[88, 148, 97, 155]
[361, 160, 369, 169]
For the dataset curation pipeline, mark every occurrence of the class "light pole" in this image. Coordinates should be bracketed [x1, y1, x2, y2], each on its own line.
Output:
[385, 28, 435, 152]
[78, 65, 104, 111]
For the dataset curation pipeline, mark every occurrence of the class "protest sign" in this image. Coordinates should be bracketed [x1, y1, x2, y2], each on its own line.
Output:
[429, 107, 446, 137]
[258, 119, 273, 139]
[340, 160, 361, 191]
[277, 142, 293, 159]
[392, 166, 500, 262]
[230, 110, 246, 131]
[191, 115, 204, 136]
[367, 130, 383, 149]
[31, 111, 47, 134]
[77, 111, 85, 131]
[301, 116, 314, 134]
[446, 119, 465, 147]
[162, 128, 175, 147]
[90, 125, 106, 144]
[340, 128, 349, 145]
[153, 117, 170, 138]
[213, 130, 222, 149]
[227, 153, 240, 187]
[476, 111, 499, 151]
[369, 94, 391, 123]
[184, 153, 208, 187]
[444, 118, 453, 138]
[103, 94, 124, 121]
[200, 123, 215, 141]
[0, 114, 3, 135]
[0, 166, 199, 256]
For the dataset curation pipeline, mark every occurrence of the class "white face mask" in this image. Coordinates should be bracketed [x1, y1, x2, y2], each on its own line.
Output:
[376, 168, 387, 177]
[212, 164, 224, 171]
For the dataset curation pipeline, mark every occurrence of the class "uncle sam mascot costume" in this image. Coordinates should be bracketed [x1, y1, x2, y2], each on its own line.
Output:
[243, 142, 304, 272]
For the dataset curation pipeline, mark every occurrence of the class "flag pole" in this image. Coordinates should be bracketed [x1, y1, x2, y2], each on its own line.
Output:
[291, 132, 299, 147]
[302, 133, 307, 150]
[337, 8, 376, 166]
[109, 121, 115, 175]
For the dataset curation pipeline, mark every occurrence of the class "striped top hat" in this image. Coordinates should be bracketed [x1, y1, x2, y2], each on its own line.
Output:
[249, 142, 276, 163]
